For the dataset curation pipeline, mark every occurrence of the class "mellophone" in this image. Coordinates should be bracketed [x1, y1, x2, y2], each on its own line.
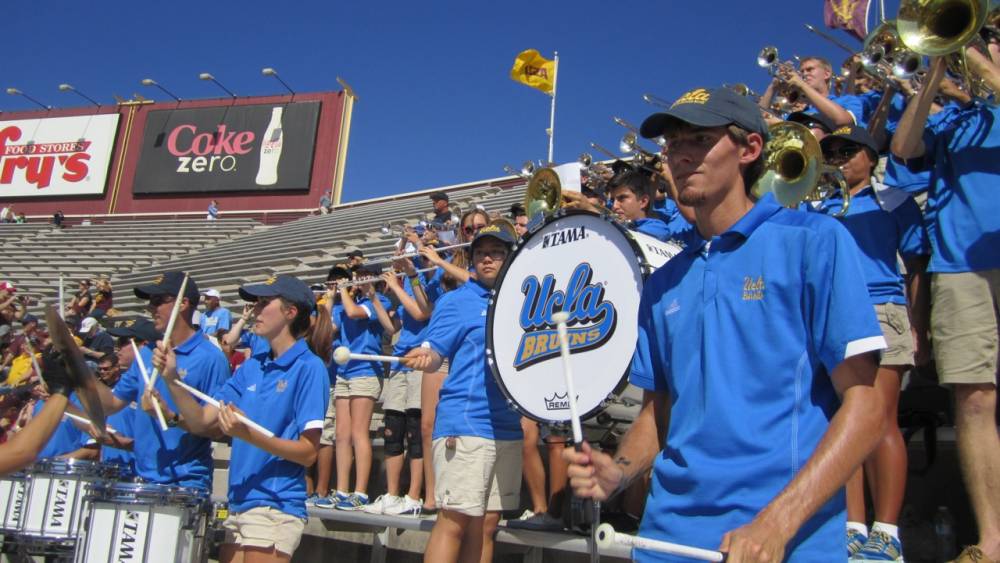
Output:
[0, 459, 213, 562]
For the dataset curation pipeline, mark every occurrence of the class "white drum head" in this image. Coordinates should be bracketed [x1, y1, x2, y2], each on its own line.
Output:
[487, 211, 645, 424]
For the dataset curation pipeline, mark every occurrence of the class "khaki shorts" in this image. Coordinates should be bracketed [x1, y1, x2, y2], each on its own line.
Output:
[875, 302, 914, 367]
[320, 395, 336, 446]
[382, 369, 422, 412]
[433, 436, 522, 517]
[334, 375, 382, 399]
[931, 270, 1000, 386]
[223, 506, 306, 557]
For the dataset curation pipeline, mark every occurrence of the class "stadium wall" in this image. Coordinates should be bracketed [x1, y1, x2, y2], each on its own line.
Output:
[0, 91, 349, 217]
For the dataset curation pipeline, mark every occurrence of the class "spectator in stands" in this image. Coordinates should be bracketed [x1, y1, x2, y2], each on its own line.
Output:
[318, 190, 333, 215]
[346, 250, 365, 269]
[198, 289, 232, 340]
[154, 274, 330, 563]
[207, 199, 220, 222]
[509, 204, 528, 237]
[2, 336, 39, 387]
[429, 191, 457, 229]
[405, 225, 522, 563]
[14, 213, 25, 224]
[52, 209, 65, 228]
[82, 352, 136, 475]
[363, 257, 431, 517]
[77, 316, 115, 361]
[89, 277, 114, 318]
[0, 203, 12, 223]
[20, 314, 39, 341]
[320, 270, 397, 512]
[0, 385, 34, 445]
[66, 279, 92, 327]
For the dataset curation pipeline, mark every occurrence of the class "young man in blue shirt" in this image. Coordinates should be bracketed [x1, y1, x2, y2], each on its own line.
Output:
[566, 86, 887, 562]
[198, 289, 232, 340]
[405, 224, 523, 563]
[154, 274, 330, 562]
[93, 271, 230, 491]
[892, 51, 1000, 563]
[814, 125, 930, 560]
[764, 56, 863, 127]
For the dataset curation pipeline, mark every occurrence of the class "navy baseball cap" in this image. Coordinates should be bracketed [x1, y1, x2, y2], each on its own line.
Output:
[239, 274, 316, 313]
[104, 317, 162, 343]
[820, 124, 880, 154]
[429, 191, 449, 202]
[640, 87, 769, 139]
[134, 271, 200, 307]
[20, 314, 39, 325]
[786, 111, 837, 135]
[470, 223, 515, 251]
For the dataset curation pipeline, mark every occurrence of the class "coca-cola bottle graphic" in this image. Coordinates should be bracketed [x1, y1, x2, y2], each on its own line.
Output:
[255, 107, 284, 186]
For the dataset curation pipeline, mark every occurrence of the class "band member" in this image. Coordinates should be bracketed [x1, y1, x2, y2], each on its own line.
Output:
[364, 257, 432, 516]
[510, 204, 529, 237]
[93, 271, 230, 491]
[566, 87, 885, 562]
[0, 351, 78, 475]
[154, 274, 330, 563]
[406, 224, 523, 563]
[607, 169, 673, 241]
[812, 126, 930, 560]
[90, 352, 136, 474]
[224, 303, 271, 357]
[325, 269, 397, 511]
[892, 52, 1000, 563]
[763, 56, 863, 127]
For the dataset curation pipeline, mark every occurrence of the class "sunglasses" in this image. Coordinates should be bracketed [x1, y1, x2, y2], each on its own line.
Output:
[149, 294, 176, 307]
[463, 225, 486, 235]
[824, 144, 863, 161]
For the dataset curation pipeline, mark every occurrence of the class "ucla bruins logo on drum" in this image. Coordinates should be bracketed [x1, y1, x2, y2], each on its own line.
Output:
[514, 262, 617, 370]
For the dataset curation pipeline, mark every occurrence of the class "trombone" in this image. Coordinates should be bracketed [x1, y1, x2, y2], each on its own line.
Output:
[752, 121, 851, 217]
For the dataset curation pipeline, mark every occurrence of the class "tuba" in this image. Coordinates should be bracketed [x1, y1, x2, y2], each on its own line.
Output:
[752, 121, 851, 217]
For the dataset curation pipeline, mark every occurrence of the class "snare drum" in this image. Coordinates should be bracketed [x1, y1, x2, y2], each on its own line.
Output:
[0, 472, 27, 534]
[75, 482, 211, 563]
[486, 210, 684, 425]
[18, 458, 119, 543]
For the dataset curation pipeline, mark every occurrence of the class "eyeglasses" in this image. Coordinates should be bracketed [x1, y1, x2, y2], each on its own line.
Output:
[473, 249, 508, 261]
[463, 224, 486, 235]
[149, 294, 176, 307]
[824, 144, 863, 161]
[97, 365, 116, 372]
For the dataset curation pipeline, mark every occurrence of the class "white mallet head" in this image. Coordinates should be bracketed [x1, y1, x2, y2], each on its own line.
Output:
[333, 346, 352, 365]
[552, 311, 570, 325]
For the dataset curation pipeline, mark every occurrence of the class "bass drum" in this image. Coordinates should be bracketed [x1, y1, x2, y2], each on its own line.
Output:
[486, 210, 682, 425]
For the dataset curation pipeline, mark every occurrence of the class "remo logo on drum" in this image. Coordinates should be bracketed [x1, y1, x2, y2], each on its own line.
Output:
[515, 262, 617, 370]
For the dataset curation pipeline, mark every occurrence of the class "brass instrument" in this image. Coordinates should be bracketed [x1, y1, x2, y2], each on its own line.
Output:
[524, 167, 562, 218]
[752, 121, 851, 217]
[861, 21, 925, 80]
[756, 46, 805, 113]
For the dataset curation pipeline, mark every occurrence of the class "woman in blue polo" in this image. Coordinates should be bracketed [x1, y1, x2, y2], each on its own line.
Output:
[154, 274, 330, 563]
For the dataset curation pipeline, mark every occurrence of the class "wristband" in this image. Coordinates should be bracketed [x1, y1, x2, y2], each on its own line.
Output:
[410, 277, 421, 288]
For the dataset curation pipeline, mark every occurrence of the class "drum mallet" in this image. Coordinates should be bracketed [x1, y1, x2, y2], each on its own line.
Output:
[147, 274, 188, 389]
[595, 524, 726, 561]
[552, 311, 601, 563]
[64, 411, 118, 435]
[131, 339, 170, 432]
[170, 378, 275, 438]
[332, 346, 404, 366]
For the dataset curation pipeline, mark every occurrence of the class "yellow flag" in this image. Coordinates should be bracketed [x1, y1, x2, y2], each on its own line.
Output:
[510, 49, 556, 95]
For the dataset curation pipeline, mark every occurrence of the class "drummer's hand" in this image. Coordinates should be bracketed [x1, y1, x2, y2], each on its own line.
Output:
[140, 387, 170, 419]
[217, 401, 251, 442]
[719, 516, 789, 563]
[562, 441, 622, 502]
[561, 190, 601, 214]
[151, 340, 178, 382]
[403, 348, 433, 371]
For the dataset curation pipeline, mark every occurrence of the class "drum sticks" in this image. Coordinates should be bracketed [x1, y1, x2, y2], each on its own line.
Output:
[147, 274, 188, 389]
[595, 524, 726, 561]
[131, 339, 169, 432]
[170, 378, 275, 438]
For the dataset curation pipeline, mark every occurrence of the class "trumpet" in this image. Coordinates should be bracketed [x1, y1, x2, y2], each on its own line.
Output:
[756, 46, 806, 113]
[502, 160, 539, 179]
[860, 21, 924, 81]
[752, 121, 851, 217]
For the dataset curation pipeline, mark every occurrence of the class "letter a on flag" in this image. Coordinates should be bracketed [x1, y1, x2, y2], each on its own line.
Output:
[823, 0, 871, 41]
[510, 49, 556, 95]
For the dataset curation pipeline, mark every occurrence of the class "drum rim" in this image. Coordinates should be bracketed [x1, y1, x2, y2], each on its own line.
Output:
[485, 208, 640, 425]
[86, 481, 210, 505]
[28, 458, 119, 478]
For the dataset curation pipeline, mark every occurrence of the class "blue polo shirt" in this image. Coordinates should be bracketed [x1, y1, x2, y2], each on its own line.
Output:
[903, 101, 1000, 272]
[805, 185, 929, 304]
[239, 330, 271, 357]
[425, 279, 522, 441]
[35, 396, 89, 459]
[858, 90, 934, 195]
[198, 307, 232, 336]
[390, 283, 428, 373]
[805, 93, 864, 126]
[652, 198, 679, 225]
[629, 193, 885, 562]
[333, 295, 391, 379]
[216, 338, 329, 519]
[113, 332, 229, 490]
[632, 217, 672, 242]
[101, 396, 136, 473]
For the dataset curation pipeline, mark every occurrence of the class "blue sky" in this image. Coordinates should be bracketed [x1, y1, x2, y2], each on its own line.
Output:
[3, 1, 900, 203]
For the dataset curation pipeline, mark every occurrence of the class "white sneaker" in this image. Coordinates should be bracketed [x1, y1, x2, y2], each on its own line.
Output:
[385, 495, 422, 516]
[516, 509, 535, 520]
[362, 494, 402, 514]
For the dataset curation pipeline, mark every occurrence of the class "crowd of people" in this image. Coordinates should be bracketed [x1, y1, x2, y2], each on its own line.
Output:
[1, 24, 999, 563]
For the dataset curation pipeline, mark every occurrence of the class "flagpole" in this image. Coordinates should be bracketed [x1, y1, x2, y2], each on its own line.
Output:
[547, 51, 559, 164]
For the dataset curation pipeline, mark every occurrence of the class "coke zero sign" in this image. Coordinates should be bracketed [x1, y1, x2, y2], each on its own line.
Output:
[133, 102, 319, 194]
